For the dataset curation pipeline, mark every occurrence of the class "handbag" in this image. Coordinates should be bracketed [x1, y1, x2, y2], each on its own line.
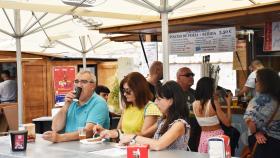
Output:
[220, 123, 240, 156]
[210, 98, 240, 156]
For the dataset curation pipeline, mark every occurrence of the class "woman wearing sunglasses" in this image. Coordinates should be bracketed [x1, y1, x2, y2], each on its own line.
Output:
[94, 72, 161, 138]
[118, 81, 190, 150]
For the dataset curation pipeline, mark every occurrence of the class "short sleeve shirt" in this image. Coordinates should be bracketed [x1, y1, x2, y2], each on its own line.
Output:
[121, 101, 161, 134]
[245, 71, 256, 88]
[183, 88, 195, 111]
[65, 92, 110, 132]
[153, 118, 190, 150]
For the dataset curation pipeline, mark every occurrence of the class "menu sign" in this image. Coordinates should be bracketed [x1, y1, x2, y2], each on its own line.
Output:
[264, 21, 280, 51]
[144, 42, 158, 67]
[169, 27, 236, 55]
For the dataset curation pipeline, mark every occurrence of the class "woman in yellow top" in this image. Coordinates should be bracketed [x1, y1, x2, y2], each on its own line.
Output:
[94, 72, 161, 138]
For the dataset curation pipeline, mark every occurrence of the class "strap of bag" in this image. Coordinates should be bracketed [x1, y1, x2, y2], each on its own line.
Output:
[251, 103, 280, 156]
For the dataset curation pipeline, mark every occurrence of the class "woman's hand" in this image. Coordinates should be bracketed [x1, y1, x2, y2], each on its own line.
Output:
[92, 124, 105, 137]
[225, 92, 233, 106]
[255, 132, 267, 144]
[100, 129, 118, 139]
[119, 134, 134, 145]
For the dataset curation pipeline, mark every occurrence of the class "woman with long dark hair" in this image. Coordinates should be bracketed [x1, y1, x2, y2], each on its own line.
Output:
[118, 81, 190, 151]
[193, 77, 232, 153]
[244, 68, 280, 158]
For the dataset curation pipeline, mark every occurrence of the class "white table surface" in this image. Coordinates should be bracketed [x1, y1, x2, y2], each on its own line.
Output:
[0, 135, 211, 158]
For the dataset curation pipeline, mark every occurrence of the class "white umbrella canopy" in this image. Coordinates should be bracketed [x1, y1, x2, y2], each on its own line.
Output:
[0, 0, 278, 58]
[1, 0, 279, 125]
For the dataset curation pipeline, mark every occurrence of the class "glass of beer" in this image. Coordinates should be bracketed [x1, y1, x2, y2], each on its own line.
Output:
[232, 97, 238, 107]
[78, 127, 86, 140]
[23, 123, 36, 142]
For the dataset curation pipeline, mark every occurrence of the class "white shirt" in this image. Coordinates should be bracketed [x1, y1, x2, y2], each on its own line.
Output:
[244, 71, 256, 96]
[0, 80, 17, 102]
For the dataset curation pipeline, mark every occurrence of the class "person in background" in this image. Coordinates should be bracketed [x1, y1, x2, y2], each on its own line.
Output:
[193, 77, 231, 153]
[237, 60, 264, 98]
[176, 67, 195, 110]
[118, 81, 190, 151]
[244, 68, 280, 158]
[42, 70, 110, 143]
[95, 85, 110, 102]
[95, 84, 120, 129]
[176, 67, 199, 151]
[0, 70, 17, 103]
[93, 72, 161, 138]
[147, 61, 163, 101]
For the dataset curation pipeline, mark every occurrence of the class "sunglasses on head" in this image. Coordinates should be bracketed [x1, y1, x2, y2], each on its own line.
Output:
[180, 72, 195, 78]
[121, 88, 132, 95]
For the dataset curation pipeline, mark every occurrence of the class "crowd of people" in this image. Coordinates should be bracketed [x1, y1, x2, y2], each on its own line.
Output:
[34, 59, 278, 158]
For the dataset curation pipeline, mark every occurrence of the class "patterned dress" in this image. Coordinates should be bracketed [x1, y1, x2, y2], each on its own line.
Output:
[244, 93, 280, 140]
[153, 118, 190, 150]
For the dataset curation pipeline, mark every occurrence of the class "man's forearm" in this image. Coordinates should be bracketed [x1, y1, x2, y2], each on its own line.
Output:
[57, 131, 79, 142]
[52, 104, 70, 132]
[237, 87, 249, 97]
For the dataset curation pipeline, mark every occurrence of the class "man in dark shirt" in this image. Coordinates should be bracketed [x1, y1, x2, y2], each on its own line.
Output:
[147, 61, 163, 101]
[176, 67, 200, 152]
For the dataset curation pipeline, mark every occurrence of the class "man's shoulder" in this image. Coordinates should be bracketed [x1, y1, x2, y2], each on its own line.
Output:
[248, 71, 257, 78]
[185, 88, 195, 95]
[89, 93, 108, 108]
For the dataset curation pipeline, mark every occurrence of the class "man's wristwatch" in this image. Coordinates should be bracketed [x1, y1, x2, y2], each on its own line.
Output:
[130, 135, 137, 144]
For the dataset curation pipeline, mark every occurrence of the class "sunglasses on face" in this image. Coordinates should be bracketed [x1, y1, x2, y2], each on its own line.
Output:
[74, 79, 94, 84]
[180, 72, 195, 78]
[121, 88, 132, 95]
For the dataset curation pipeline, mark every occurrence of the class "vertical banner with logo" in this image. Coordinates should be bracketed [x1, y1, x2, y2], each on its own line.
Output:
[264, 21, 280, 51]
[53, 66, 76, 104]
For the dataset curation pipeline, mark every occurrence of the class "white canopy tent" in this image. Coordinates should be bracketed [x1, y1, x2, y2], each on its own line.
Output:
[0, 0, 278, 125]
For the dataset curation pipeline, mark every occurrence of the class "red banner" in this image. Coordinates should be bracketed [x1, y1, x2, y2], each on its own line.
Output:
[264, 22, 272, 51]
[53, 66, 76, 95]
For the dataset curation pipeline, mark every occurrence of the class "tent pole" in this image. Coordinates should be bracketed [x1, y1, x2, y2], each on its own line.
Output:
[14, 9, 23, 125]
[79, 36, 87, 70]
[161, 0, 169, 82]
[82, 53, 87, 70]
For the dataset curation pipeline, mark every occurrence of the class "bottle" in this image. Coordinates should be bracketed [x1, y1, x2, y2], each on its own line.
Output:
[235, 88, 240, 97]
[241, 93, 248, 108]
